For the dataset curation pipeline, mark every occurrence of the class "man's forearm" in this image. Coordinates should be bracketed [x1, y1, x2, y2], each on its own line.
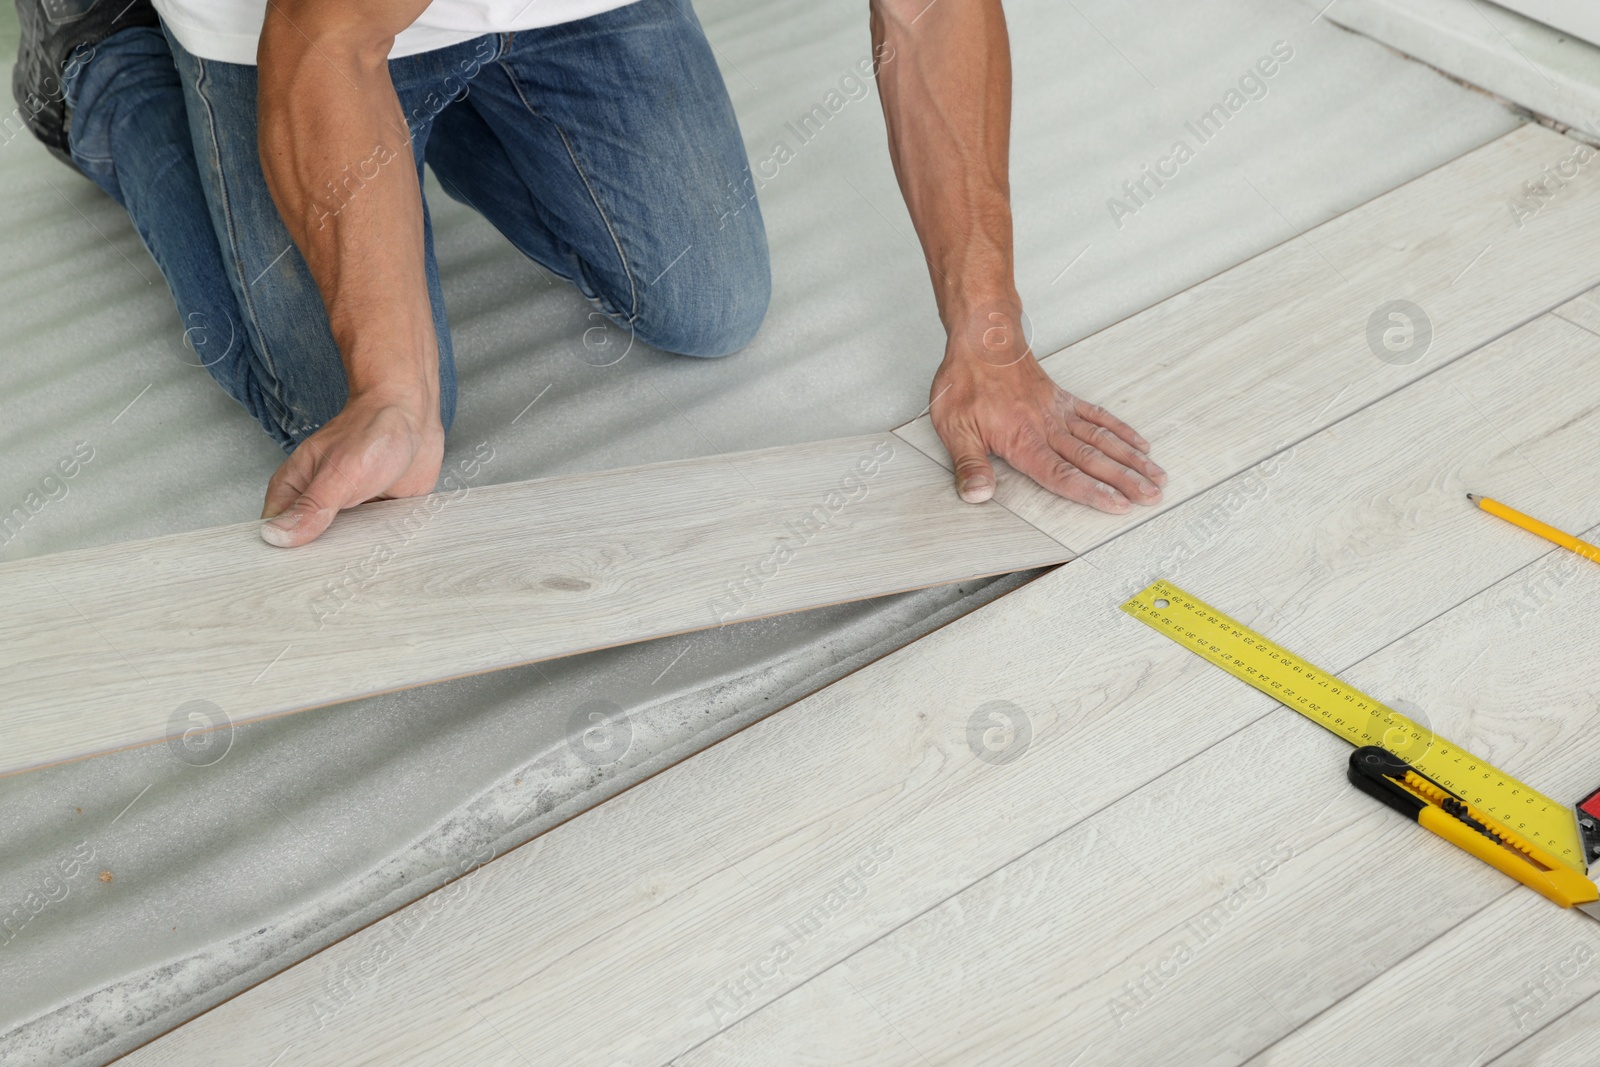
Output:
[869, 0, 1018, 335]
[871, 1, 1164, 513]
[257, 1, 437, 412]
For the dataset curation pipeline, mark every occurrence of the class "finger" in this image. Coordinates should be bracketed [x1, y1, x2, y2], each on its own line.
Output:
[940, 421, 996, 503]
[1046, 424, 1159, 505]
[1064, 393, 1150, 453]
[260, 462, 353, 548]
[1006, 431, 1130, 513]
[1064, 412, 1165, 483]
[1071, 420, 1167, 486]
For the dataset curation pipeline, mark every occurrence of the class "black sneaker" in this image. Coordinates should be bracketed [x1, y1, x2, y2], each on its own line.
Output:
[12, 0, 161, 165]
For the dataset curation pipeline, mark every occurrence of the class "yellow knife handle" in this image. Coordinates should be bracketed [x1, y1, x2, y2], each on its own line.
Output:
[1417, 807, 1599, 908]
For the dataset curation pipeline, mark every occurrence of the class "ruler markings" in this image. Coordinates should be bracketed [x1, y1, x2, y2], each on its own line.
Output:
[1122, 580, 1583, 872]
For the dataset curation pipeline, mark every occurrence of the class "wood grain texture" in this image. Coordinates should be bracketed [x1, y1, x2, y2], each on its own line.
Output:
[1247, 877, 1600, 1065]
[1489, 986, 1600, 1065]
[120, 312, 1600, 1066]
[0, 433, 1069, 775]
[895, 123, 1600, 553]
[687, 510, 1600, 1066]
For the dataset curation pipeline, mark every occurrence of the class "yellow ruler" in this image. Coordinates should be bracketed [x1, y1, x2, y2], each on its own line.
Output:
[1122, 579, 1585, 872]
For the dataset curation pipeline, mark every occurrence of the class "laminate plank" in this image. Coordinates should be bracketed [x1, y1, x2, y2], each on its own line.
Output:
[0, 433, 1069, 775]
[119, 312, 1600, 1066]
[894, 123, 1600, 552]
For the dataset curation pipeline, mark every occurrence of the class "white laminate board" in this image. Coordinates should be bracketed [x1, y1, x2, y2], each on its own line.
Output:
[119, 312, 1600, 1066]
[0, 433, 1069, 775]
[1498, 0, 1600, 49]
[894, 123, 1600, 552]
[1329, 0, 1600, 139]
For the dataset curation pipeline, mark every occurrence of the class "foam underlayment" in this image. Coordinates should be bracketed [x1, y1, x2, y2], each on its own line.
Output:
[0, 0, 1519, 1061]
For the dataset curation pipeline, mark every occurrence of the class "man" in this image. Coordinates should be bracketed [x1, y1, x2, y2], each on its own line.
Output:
[15, 0, 1166, 548]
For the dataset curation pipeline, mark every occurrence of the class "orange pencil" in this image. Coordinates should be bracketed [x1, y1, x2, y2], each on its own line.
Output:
[1467, 493, 1600, 565]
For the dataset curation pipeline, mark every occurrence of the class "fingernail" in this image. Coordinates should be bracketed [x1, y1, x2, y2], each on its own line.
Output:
[960, 479, 994, 503]
[260, 510, 300, 547]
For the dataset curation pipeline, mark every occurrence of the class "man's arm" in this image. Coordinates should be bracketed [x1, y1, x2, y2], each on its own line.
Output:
[255, 0, 443, 547]
[868, 0, 1166, 511]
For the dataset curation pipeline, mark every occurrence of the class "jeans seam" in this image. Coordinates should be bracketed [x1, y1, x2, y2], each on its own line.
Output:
[63, 45, 112, 166]
[498, 58, 639, 325]
[191, 54, 294, 442]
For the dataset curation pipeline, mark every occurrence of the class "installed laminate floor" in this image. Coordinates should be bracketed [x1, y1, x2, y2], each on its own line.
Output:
[115, 124, 1600, 1066]
[682, 311, 1600, 1067]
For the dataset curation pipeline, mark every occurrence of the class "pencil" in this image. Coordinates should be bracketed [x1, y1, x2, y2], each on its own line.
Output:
[1467, 493, 1600, 565]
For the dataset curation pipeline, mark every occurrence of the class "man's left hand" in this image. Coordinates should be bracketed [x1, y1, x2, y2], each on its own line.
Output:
[928, 309, 1166, 512]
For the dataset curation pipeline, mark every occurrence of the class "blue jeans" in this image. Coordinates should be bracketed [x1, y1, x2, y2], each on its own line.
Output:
[63, 1, 770, 452]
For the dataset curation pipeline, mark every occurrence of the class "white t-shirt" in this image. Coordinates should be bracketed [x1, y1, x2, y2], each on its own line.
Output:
[152, 0, 641, 65]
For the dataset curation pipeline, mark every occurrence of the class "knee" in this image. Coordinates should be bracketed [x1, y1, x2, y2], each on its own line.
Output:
[631, 232, 771, 358]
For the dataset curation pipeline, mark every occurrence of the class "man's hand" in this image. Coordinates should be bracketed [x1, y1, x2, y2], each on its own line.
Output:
[929, 309, 1165, 512]
[259, 391, 443, 547]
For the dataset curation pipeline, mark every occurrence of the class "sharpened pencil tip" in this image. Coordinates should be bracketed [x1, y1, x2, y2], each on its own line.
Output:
[1465, 492, 1476, 501]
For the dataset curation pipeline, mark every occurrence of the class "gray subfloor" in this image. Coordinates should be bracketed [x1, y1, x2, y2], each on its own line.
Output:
[0, 0, 1520, 1062]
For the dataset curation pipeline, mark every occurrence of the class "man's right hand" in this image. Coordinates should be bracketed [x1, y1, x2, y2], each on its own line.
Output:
[259, 390, 443, 547]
